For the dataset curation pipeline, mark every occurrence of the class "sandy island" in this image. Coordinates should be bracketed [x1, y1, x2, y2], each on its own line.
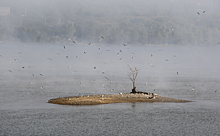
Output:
[48, 93, 191, 105]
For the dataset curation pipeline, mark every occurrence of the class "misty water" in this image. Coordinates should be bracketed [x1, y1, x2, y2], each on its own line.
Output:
[0, 43, 220, 135]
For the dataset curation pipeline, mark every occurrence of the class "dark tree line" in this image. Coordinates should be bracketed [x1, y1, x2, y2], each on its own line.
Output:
[1, 0, 220, 45]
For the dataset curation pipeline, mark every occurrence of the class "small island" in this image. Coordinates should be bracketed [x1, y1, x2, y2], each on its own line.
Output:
[48, 66, 191, 105]
[48, 92, 191, 105]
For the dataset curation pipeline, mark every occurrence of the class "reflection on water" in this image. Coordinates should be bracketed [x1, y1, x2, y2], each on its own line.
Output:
[0, 44, 220, 135]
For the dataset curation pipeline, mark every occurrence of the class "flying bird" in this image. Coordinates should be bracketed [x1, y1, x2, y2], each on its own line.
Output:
[105, 76, 109, 80]
[88, 42, 91, 45]
[73, 40, 76, 43]
[197, 12, 200, 15]
[101, 36, 104, 39]
[203, 11, 206, 13]
[63, 46, 65, 49]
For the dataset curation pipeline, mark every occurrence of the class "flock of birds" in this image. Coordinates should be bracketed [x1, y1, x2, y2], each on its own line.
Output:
[1, 10, 219, 94]
[1, 34, 203, 94]
[197, 11, 206, 15]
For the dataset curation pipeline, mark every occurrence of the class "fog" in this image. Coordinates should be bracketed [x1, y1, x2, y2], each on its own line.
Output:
[1, 0, 220, 45]
[1, 43, 220, 100]
[1, 2, 220, 135]
[1, 0, 220, 102]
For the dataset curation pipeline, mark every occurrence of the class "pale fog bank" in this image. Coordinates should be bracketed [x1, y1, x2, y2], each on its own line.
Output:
[0, 43, 220, 107]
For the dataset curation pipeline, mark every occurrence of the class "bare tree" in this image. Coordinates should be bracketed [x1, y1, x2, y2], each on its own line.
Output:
[128, 65, 139, 93]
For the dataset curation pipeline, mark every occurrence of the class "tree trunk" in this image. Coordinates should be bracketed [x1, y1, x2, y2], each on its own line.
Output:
[131, 83, 136, 93]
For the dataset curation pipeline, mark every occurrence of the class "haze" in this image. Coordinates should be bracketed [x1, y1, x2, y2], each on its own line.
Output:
[1, 0, 220, 45]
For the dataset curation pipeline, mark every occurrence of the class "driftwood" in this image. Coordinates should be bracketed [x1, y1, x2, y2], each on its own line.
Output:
[130, 91, 155, 99]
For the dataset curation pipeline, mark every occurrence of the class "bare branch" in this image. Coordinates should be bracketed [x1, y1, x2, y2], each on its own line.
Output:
[127, 65, 140, 92]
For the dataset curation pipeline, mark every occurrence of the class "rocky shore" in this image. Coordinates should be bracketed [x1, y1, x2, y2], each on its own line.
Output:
[48, 93, 191, 105]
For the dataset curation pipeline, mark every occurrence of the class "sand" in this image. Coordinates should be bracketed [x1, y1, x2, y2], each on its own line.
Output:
[48, 93, 191, 105]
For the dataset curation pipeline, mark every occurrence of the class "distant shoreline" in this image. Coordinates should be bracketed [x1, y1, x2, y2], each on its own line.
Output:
[48, 93, 191, 105]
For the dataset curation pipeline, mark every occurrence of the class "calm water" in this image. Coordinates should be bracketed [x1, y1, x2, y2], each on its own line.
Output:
[0, 43, 220, 135]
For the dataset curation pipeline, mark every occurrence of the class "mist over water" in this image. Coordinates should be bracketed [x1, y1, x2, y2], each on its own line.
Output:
[1, 0, 220, 135]
[0, 43, 220, 135]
